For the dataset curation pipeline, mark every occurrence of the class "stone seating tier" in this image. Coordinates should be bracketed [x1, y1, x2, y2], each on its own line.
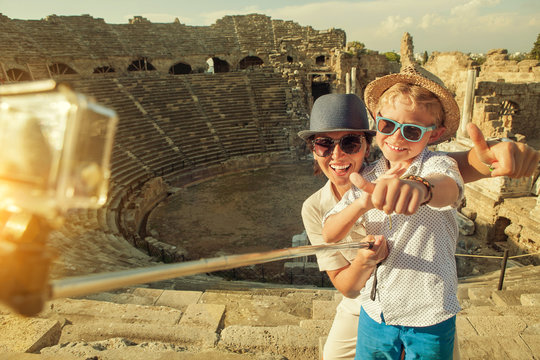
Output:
[2, 265, 538, 359]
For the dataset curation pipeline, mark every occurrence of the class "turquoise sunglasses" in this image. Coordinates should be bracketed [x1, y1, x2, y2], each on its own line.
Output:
[376, 114, 436, 142]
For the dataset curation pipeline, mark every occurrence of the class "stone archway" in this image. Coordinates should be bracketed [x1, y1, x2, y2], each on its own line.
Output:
[212, 57, 230, 73]
[49, 63, 77, 75]
[315, 55, 326, 66]
[128, 57, 156, 72]
[169, 62, 192, 75]
[239, 56, 263, 70]
[498, 100, 519, 129]
[6, 68, 32, 81]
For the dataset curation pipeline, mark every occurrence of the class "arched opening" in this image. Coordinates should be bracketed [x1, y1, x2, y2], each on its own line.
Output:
[311, 74, 331, 102]
[93, 66, 115, 74]
[212, 57, 230, 73]
[6, 68, 32, 82]
[128, 57, 156, 72]
[287, 55, 294, 63]
[498, 100, 519, 129]
[49, 63, 77, 75]
[239, 56, 264, 70]
[488, 216, 511, 246]
[315, 55, 326, 66]
[169, 62, 192, 75]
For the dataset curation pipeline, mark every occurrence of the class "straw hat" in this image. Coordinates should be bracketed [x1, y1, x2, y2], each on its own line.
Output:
[297, 93, 375, 140]
[364, 65, 460, 143]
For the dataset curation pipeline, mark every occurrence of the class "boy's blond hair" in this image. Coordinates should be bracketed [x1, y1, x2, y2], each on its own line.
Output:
[375, 83, 444, 127]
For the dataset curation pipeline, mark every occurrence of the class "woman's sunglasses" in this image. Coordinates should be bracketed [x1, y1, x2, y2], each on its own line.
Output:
[376, 114, 436, 142]
[311, 134, 364, 157]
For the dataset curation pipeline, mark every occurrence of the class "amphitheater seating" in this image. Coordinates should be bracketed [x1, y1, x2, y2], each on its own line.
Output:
[232, 14, 275, 51]
[58, 71, 299, 262]
[185, 73, 265, 157]
[247, 71, 292, 151]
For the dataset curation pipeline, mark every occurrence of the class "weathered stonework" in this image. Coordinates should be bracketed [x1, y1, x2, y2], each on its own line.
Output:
[1, 14, 538, 275]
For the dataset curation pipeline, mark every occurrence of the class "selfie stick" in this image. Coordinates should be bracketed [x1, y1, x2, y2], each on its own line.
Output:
[51, 241, 373, 299]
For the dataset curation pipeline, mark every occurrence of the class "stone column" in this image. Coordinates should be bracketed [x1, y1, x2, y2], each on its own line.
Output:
[531, 192, 540, 218]
[345, 72, 351, 94]
[351, 67, 357, 95]
[458, 69, 476, 138]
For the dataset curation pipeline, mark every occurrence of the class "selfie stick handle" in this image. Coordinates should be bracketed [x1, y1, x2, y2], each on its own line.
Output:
[51, 241, 372, 299]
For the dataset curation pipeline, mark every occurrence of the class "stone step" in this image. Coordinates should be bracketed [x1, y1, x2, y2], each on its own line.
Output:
[40, 297, 225, 348]
[200, 291, 311, 327]
[42, 298, 184, 325]
[466, 287, 495, 306]
[3, 265, 539, 359]
[459, 304, 540, 318]
[39, 339, 287, 359]
[84, 287, 204, 310]
[220, 324, 320, 360]
[521, 293, 540, 306]
[58, 319, 219, 347]
[458, 265, 540, 285]
[312, 299, 340, 320]
[0, 315, 61, 353]
[492, 290, 528, 306]
[457, 335, 538, 360]
[299, 319, 333, 335]
[459, 283, 540, 308]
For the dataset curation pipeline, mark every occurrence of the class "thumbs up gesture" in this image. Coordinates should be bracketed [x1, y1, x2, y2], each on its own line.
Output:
[467, 123, 539, 179]
[350, 164, 429, 215]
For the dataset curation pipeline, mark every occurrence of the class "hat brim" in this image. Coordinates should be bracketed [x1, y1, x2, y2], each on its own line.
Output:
[364, 70, 460, 144]
[298, 128, 376, 140]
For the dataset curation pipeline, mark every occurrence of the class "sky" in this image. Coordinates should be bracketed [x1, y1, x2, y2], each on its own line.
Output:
[1, 0, 539, 54]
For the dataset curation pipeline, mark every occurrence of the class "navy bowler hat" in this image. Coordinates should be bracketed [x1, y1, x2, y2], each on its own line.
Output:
[297, 93, 375, 140]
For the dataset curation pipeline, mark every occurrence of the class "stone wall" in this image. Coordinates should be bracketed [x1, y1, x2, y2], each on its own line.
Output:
[424, 49, 540, 139]
[424, 42, 540, 261]
[472, 81, 540, 138]
[0, 13, 345, 81]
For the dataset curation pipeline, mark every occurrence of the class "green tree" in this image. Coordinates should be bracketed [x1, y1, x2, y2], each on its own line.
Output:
[384, 51, 400, 63]
[530, 33, 540, 60]
[347, 41, 366, 56]
[422, 51, 429, 65]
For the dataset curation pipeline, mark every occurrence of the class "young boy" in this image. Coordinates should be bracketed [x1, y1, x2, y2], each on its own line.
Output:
[322, 65, 464, 359]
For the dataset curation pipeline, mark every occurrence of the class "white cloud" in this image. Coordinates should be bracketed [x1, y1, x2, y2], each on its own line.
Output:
[451, 0, 501, 16]
[379, 15, 413, 35]
[106, 0, 540, 53]
[475, 13, 514, 28]
[418, 13, 447, 29]
[527, 15, 540, 26]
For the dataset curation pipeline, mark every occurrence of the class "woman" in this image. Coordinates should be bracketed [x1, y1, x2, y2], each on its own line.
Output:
[299, 93, 539, 360]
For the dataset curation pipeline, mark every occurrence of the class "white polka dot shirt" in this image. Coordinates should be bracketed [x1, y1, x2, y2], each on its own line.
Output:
[325, 149, 464, 327]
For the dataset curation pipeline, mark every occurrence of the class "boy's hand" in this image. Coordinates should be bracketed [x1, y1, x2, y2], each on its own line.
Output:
[355, 235, 388, 267]
[350, 165, 424, 215]
[468, 123, 540, 178]
[371, 175, 427, 215]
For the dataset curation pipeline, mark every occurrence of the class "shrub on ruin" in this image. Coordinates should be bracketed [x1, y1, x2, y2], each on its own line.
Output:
[384, 51, 400, 63]
[530, 33, 540, 60]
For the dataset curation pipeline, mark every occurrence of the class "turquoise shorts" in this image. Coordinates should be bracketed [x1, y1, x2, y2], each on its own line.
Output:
[355, 307, 456, 360]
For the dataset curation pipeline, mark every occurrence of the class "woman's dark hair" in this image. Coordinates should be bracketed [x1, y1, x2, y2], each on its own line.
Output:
[308, 133, 374, 176]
